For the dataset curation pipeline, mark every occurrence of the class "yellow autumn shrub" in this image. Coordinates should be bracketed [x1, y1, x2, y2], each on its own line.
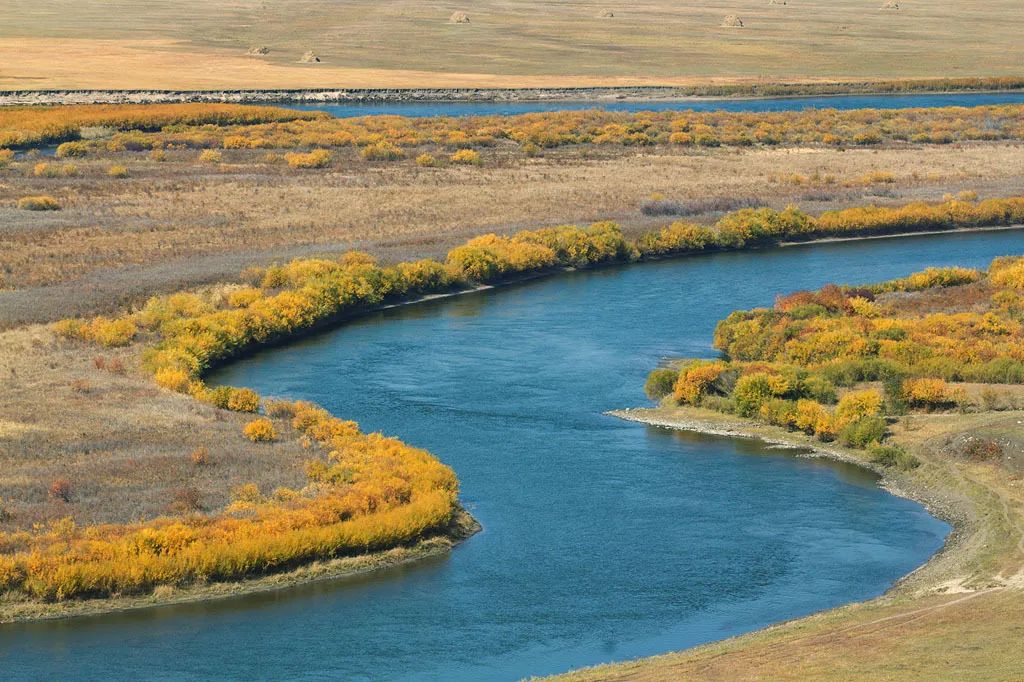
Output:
[903, 378, 956, 407]
[243, 418, 277, 442]
[226, 388, 260, 412]
[154, 367, 191, 393]
[451, 148, 481, 165]
[673, 361, 727, 404]
[285, 149, 332, 168]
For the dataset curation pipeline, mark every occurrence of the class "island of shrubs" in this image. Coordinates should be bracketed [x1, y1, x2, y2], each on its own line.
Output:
[646, 257, 1024, 471]
[28, 195, 1024, 601]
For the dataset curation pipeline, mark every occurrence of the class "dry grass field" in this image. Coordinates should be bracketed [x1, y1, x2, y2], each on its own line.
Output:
[4, 138, 1024, 326]
[0, 0, 1022, 89]
[0, 325, 313, 531]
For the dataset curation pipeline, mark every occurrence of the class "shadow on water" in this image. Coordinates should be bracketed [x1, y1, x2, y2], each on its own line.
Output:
[647, 424, 882, 489]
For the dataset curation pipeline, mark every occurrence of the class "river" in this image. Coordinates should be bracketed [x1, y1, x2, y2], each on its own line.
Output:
[283, 91, 1024, 118]
[7, 230, 1024, 679]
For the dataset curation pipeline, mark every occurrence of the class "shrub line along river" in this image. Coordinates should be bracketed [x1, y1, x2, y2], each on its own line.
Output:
[6, 229, 1024, 680]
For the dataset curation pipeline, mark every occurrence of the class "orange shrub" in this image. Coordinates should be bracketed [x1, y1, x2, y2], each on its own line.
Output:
[17, 195, 61, 211]
[673, 361, 727, 404]
[154, 368, 191, 393]
[285, 149, 332, 168]
[243, 418, 277, 442]
[226, 388, 260, 412]
[903, 378, 956, 407]
[451, 148, 481, 165]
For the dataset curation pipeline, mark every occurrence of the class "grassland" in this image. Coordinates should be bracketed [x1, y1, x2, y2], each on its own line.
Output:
[1, 1, 1022, 89]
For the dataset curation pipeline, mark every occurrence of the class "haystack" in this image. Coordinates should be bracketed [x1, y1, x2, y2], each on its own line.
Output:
[450, 11, 470, 23]
[247, 45, 269, 56]
[300, 51, 321, 63]
[598, 10, 615, 18]
[721, 14, 744, 27]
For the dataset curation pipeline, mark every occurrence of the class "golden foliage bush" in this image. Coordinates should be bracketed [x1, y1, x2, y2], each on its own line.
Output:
[107, 164, 129, 178]
[673, 361, 727, 404]
[55, 141, 89, 158]
[834, 389, 883, 428]
[360, 141, 404, 161]
[450, 148, 481, 165]
[284, 149, 332, 168]
[198, 149, 222, 164]
[226, 388, 261, 413]
[990, 258, 1024, 290]
[17, 195, 61, 211]
[226, 286, 263, 308]
[415, 153, 438, 167]
[903, 378, 958, 407]
[243, 418, 277, 442]
[154, 367, 191, 393]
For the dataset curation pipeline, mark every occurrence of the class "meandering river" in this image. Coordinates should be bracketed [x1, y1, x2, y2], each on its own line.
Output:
[6, 230, 1024, 680]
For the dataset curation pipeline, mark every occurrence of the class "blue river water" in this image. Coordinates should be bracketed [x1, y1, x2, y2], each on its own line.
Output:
[6, 228, 1024, 680]
[283, 91, 1024, 118]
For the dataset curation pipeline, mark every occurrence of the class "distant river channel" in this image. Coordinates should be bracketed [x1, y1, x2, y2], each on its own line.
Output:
[282, 91, 1024, 118]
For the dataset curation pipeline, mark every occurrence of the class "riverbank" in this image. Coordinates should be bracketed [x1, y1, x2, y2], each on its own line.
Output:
[548, 397, 1024, 677]
[4, 80, 1024, 107]
[0, 508, 479, 624]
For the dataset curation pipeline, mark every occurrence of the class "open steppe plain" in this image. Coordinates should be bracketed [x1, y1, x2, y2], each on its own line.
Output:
[1, 0, 1023, 89]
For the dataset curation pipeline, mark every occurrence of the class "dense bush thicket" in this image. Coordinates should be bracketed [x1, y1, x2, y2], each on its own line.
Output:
[650, 257, 1024, 468]
[139, 104, 1024, 152]
[0, 104, 320, 148]
[9, 102, 1024, 157]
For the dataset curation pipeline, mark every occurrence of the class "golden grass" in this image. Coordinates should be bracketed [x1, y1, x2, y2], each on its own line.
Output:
[1, 1, 1023, 88]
